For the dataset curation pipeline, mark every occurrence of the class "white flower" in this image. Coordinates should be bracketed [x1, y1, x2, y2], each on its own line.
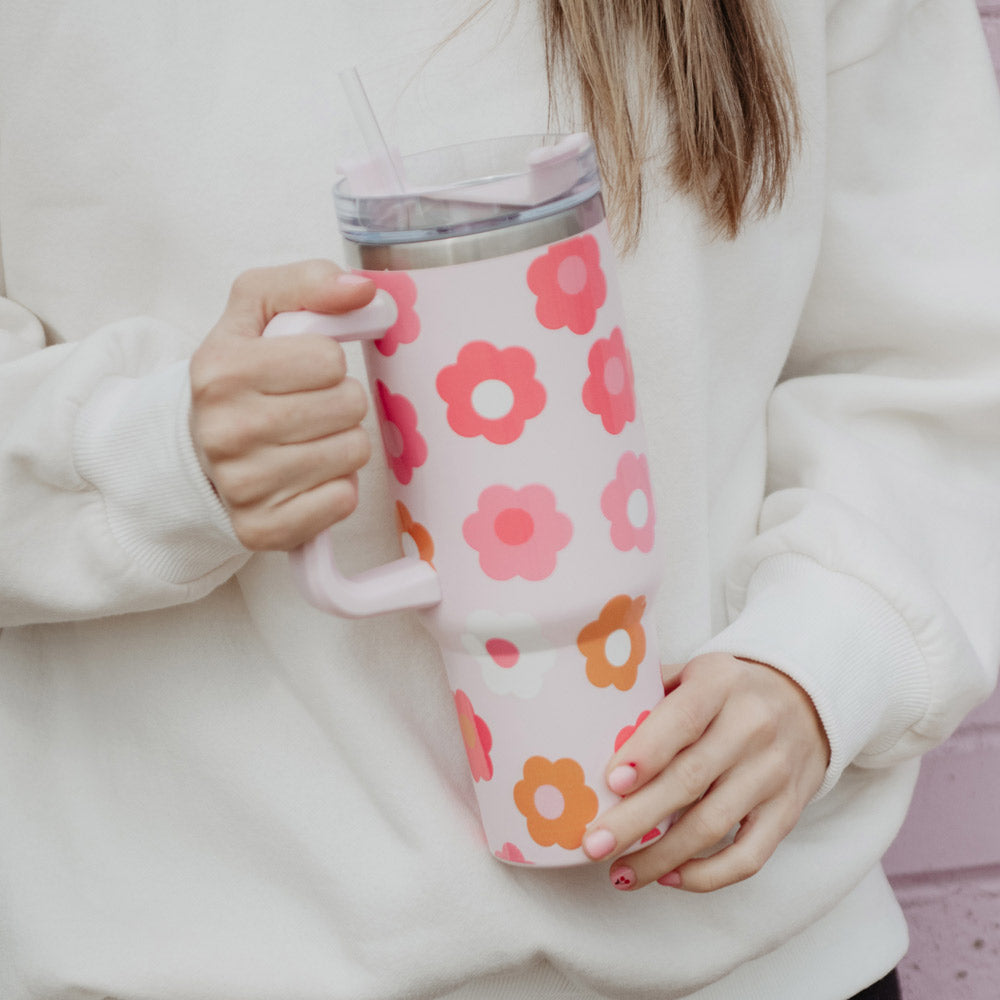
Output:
[461, 611, 557, 699]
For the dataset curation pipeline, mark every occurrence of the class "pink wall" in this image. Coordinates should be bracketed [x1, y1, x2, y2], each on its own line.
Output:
[883, 8, 1000, 993]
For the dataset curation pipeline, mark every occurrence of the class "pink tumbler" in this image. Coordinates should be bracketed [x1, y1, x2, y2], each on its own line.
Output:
[264, 135, 665, 866]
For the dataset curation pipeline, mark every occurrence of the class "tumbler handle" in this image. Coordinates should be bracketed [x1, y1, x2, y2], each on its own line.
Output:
[262, 292, 442, 618]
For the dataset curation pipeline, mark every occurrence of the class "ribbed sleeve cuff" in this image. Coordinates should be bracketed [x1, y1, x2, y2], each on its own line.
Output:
[696, 553, 929, 798]
[74, 360, 248, 584]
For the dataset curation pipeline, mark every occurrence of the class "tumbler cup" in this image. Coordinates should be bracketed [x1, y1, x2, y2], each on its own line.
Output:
[264, 134, 665, 866]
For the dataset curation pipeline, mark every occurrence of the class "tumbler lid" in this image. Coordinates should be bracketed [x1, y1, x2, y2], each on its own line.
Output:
[334, 134, 601, 247]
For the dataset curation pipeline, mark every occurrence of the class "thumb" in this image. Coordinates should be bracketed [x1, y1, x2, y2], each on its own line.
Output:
[221, 260, 376, 338]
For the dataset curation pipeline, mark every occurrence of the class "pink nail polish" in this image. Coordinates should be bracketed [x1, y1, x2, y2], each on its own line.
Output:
[611, 866, 636, 890]
[608, 763, 638, 795]
[657, 870, 682, 888]
[583, 828, 617, 860]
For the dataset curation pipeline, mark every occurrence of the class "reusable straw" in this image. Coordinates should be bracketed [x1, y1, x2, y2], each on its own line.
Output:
[339, 66, 407, 194]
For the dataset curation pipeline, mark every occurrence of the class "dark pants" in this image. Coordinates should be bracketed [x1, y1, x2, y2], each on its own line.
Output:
[849, 969, 901, 1000]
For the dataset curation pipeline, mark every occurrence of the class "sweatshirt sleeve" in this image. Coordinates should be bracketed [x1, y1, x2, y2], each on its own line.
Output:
[698, 0, 1000, 796]
[0, 297, 249, 626]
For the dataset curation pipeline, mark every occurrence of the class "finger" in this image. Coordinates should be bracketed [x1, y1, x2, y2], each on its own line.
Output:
[605, 756, 781, 891]
[254, 335, 354, 395]
[222, 261, 376, 338]
[229, 474, 362, 551]
[601, 661, 731, 799]
[212, 427, 372, 509]
[662, 797, 799, 893]
[191, 334, 351, 403]
[194, 378, 368, 462]
[233, 378, 369, 449]
[583, 712, 747, 863]
[264, 379, 370, 443]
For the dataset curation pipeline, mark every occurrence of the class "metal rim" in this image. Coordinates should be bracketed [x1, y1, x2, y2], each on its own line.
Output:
[341, 193, 605, 270]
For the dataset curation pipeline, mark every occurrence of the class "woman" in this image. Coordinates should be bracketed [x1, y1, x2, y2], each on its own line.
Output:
[1, 1, 998, 998]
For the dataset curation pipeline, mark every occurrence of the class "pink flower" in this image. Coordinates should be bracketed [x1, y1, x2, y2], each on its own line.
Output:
[526, 234, 607, 335]
[454, 689, 493, 783]
[463, 484, 573, 582]
[601, 452, 655, 553]
[376, 380, 427, 485]
[614, 710, 651, 752]
[582, 328, 636, 434]
[494, 842, 534, 865]
[436, 341, 546, 444]
[358, 270, 420, 357]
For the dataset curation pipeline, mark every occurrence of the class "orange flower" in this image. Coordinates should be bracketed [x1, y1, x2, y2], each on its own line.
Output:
[513, 756, 599, 850]
[454, 690, 493, 783]
[577, 595, 647, 692]
[396, 501, 434, 567]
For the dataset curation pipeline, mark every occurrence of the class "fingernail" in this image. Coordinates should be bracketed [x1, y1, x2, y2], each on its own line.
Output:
[582, 828, 617, 860]
[611, 865, 636, 890]
[657, 870, 682, 888]
[337, 273, 373, 287]
[608, 763, 638, 796]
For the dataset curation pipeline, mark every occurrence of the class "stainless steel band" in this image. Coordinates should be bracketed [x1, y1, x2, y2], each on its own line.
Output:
[341, 192, 605, 270]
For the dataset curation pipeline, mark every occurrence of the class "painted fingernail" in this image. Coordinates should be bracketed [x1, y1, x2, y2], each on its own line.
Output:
[611, 865, 636, 890]
[657, 870, 682, 888]
[608, 763, 639, 795]
[582, 828, 617, 860]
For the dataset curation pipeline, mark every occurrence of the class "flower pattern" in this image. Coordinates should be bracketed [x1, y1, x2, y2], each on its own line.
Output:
[436, 341, 546, 444]
[577, 594, 648, 692]
[349, 226, 663, 863]
[454, 690, 493, 783]
[376, 380, 427, 485]
[494, 842, 534, 865]
[514, 756, 599, 849]
[463, 484, 573, 581]
[614, 710, 652, 752]
[396, 501, 434, 567]
[461, 611, 557, 699]
[526, 234, 607, 335]
[358, 270, 420, 357]
[582, 328, 636, 434]
[601, 452, 655, 553]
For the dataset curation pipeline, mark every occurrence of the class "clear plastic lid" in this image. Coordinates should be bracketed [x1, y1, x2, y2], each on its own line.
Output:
[333, 133, 601, 246]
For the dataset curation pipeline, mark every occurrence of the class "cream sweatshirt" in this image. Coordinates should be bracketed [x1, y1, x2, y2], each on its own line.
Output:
[2, 1, 1000, 998]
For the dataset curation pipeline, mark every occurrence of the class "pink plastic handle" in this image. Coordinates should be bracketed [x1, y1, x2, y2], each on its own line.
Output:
[262, 291, 442, 618]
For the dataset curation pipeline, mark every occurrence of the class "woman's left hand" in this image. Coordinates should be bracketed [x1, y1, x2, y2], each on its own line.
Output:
[582, 653, 830, 892]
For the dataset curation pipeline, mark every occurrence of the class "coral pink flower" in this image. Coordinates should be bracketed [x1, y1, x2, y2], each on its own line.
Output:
[582, 328, 636, 434]
[526, 234, 607, 335]
[454, 689, 493, 783]
[436, 341, 546, 444]
[494, 842, 534, 865]
[614, 710, 652, 752]
[463, 484, 573, 582]
[376, 380, 427, 485]
[601, 452, 655, 553]
[358, 270, 420, 357]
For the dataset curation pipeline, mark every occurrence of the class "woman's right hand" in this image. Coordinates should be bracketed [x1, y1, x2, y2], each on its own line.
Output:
[189, 260, 376, 551]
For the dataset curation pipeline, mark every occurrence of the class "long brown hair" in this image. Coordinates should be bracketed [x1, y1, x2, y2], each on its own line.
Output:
[541, 0, 801, 246]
